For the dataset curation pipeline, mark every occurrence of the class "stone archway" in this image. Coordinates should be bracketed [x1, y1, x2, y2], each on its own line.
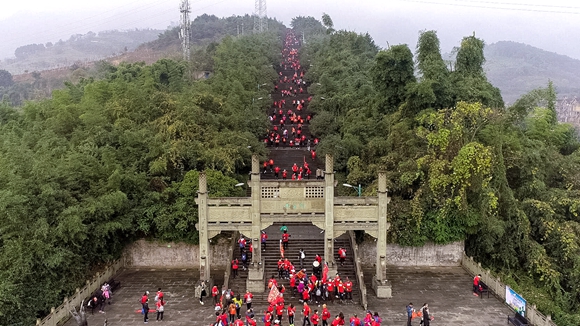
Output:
[195, 154, 390, 295]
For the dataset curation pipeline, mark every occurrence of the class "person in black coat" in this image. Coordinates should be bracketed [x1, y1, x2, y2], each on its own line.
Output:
[420, 303, 430, 326]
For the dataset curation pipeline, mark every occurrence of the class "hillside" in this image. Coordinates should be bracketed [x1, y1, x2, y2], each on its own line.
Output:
[484, 41, 580, 104]
[0, 29, 162, 74]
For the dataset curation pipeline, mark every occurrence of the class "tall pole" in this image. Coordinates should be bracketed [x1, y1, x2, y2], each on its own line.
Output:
[179, 0, 191, 61]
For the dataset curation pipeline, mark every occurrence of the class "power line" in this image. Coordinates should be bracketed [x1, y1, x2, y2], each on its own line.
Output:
[454, 0, 580, 10]
[398, 0, 580, 14]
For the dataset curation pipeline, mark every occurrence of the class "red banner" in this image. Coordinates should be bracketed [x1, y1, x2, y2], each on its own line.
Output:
[268, 284, 280, 304]
[322, 262, 329, 283]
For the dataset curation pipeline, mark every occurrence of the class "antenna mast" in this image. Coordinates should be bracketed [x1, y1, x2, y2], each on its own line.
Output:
[180, 0, 191, 61]
[253, 0, 267, 33]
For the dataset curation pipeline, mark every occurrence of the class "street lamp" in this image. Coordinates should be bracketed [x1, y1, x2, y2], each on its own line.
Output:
[235, 183, 245, 187]
[343, 183, 362, 197]
[252, 97, 263, 104]
[320, 97, 326, 100]
[258, 83, 267, 90]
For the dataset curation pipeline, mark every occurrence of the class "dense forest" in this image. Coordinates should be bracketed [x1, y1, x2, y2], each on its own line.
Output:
[1, 15, 579, 325]
[298, 16, 580, 325]
[0, 24, 284, 324]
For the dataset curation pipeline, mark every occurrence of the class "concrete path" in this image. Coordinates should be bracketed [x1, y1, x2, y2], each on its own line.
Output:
[65, 266, 512, 326]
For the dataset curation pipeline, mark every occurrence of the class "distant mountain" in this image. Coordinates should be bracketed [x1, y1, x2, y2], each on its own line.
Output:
[0, 29, 162, 74]
[484, 41, 580, 104]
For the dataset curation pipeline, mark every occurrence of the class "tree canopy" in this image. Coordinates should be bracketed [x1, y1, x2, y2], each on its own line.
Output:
[0, 32, 278, 325]
[302, 25, 580, 324]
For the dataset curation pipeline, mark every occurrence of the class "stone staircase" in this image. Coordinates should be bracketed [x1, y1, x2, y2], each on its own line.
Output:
[237, 223, 360, 311]
[261, 52, 323, 180]
[227, 240, 252, 297]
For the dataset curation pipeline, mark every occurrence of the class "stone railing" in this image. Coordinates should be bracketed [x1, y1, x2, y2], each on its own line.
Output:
[36, 257, 126, 326]
[348, 231, 368, 310]
[461, 253, 556, 326]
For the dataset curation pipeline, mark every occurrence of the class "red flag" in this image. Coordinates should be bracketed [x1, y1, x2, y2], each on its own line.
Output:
[268, 284, 280, 304]
[322, 262, 329, 283]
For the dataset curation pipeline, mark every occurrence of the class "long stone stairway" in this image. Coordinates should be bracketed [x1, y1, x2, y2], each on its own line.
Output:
[223, 30, 365, 313]
[261, 43, 323, 179]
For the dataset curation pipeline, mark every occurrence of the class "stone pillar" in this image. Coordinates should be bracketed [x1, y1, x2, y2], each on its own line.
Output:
[247, 154, 265, 292]
[324, 154, 336, 270]
[250, 154, 262, 264]
[373, 171, 392, 298]
[197, 172, 210, 281]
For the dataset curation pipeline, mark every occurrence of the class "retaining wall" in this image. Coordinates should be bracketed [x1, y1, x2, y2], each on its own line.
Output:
[123, 238, 231, 268]
[358, 240, 464, 267]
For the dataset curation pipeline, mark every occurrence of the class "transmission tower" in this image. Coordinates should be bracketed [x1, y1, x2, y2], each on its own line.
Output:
[253, 0, 267, 33]
[179, 0, 191, 61]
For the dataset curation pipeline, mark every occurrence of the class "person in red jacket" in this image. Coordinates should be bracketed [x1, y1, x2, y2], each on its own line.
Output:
[282, 231, 290, 250]
[321, 304, 331, 326]
[282, 169, 288, 180]
[276, 302, 284, 323]
[232, 258, 239, 278]
[212, 285, 219, 305]
[337, 281, 345, 302]
[287, 304, 296, 326]
[349, 314, 361, 326]
[263, 161, 268, 174]
[292, 163, 298, 177]
[274, 166, 281, 179]
[264, 311, 273, 326]
[247, 313, 257, 326]
[269, 159, 274, 172]
[338, 247, 346, 266]
[302, 287, 310, 303]
[326, 280, 334, 303]
[344, 277, 353, 301]
[244, 290, 254, 310]
[311, 309, 320, 326]
[234, 317, 244, 326]
[311, 150, 316, 161]
[302, 303, 311, 326]
[473, 274, 481, 296]
[330, 312, 345, 326]
[220, 310, 228, 326]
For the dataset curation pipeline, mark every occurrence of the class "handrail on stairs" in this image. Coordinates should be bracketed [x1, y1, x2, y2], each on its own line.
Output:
[348, 230, 368, 311]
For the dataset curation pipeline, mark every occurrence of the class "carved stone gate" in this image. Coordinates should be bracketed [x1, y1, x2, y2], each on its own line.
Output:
[195, 154, 391, 296]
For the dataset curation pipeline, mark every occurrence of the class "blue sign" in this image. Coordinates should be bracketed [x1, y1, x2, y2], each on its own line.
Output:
[505, 286, 527, 316]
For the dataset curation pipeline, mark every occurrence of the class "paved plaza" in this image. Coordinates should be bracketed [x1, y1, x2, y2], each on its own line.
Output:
[65, 265, 512, 326]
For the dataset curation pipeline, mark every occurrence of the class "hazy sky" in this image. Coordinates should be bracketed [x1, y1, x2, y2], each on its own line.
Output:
[1, 0, 579, 60]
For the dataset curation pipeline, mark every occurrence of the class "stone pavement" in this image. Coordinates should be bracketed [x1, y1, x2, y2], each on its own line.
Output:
[66, 265, 513, 326]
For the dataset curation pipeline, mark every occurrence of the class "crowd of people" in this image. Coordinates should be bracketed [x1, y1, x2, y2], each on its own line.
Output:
[261, 29, 321, 181]
[139, 288, 166, 323]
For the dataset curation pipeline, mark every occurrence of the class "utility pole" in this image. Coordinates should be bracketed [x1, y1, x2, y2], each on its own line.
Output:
[253, 0, 267, 33]
[179, 0, 191, 61]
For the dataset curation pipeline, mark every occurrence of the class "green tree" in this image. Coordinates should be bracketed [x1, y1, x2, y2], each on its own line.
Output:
[405, 30, 452, 113]
[0, 69, 14, 88]
[371, 44, 416, 113]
